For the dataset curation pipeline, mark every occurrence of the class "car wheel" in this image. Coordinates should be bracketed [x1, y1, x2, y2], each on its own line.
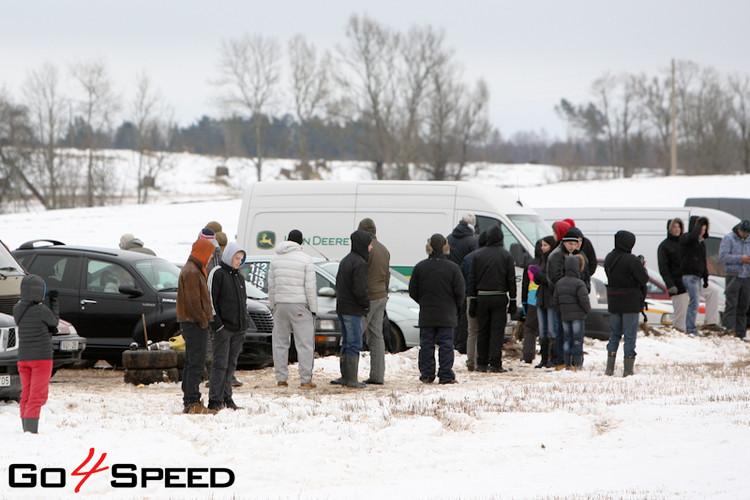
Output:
[388, 322, 406, 353]
[122, 350, 179, 370]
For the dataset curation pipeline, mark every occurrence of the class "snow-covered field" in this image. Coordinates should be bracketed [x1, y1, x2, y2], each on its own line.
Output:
[1, 152, 749, 498]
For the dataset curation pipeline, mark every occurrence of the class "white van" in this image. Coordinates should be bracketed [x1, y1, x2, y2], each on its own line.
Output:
[535, 206, 739, 277]
[238, 181, 551, 275]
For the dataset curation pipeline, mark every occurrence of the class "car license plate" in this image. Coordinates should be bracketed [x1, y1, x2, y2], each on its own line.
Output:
[0, 375, 10, 387]
[60, 340, 79, 351]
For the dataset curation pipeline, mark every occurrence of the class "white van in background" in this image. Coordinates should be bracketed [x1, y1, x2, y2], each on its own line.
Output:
[536, 206, 739, 277]
[238, 181, 551, 276]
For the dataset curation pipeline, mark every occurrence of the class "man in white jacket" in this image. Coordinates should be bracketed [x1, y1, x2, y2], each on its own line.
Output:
[268, 229, 319, 388]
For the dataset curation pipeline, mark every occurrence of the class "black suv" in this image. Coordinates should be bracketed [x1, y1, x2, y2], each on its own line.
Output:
[13, 241, 273, 367]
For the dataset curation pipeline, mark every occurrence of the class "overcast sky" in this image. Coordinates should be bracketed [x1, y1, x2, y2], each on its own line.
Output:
[3, 0, 750, 140]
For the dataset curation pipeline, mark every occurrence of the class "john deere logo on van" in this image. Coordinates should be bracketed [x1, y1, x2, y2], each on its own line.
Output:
[256, 231, 276, 249]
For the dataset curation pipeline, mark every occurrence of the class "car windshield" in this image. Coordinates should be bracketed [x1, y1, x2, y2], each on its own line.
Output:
[0, 241, 25, 276]
[134, 259, 181, 291]
[507, 214, 553, 246]
[317, 261, 410, 293]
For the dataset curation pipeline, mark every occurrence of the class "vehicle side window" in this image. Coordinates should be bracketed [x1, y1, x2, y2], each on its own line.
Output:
[87, 259, 136, 294]
[242, 262, 269, 293]
[475, 215, 529, 267]
[26, 254, 80, 290]
[316, 272, 334, 294]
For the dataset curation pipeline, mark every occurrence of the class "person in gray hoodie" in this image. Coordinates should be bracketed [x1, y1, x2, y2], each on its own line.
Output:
[207, 241, 248, 410]
[12, 274, 59, 433]
[268, 230, 318, 388]
[552, 255, 591, 369]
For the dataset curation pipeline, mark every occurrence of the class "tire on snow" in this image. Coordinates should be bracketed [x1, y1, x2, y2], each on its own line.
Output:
[124, 368, 180, 385]
[122, 350, 178, 370]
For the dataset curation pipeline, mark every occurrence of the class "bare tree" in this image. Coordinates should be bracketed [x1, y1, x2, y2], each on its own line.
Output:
[288, 34, 331, 174]
[453, 78, 490, 180]
[421, 60, 461, 180]
[214, 34, 281, 181]
[728, 74, 750, 174]
[23, 62, 68, 209]
[131, 73, 172, 203]
[337, 14, 399, 179]
[70, 58, 120, 206]
[392, 24, 448, 180]
[0, 91, 49, 210]
[634, 71, 673, 174]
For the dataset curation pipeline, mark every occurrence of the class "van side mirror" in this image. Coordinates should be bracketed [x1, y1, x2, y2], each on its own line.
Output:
[318, 286, 336, 297]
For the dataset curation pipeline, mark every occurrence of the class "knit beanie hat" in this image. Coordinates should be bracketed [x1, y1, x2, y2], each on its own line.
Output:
[205, 221, 222, 233]
[288, 229, 303, 245]
[562, 227, 583, 242]
[553, 221, 572, 241]
[357, 218, 376, 235]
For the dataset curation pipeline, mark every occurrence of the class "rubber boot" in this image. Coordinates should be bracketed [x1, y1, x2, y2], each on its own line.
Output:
[535, 339, 549, 368]
[21, 418, 27, 432]
[605, 351, 617, 376]
[343, 355, 366, 389]
[623, 356, 635, 377]
[564, 353, 572, 370]
[330, 356, 345, 385]
[545, 341, 555, 368]
[24, 418, 39, 434]
[572, 354, 583, 370]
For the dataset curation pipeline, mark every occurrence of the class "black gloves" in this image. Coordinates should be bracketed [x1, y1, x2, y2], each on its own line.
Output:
[703, 277, 709, 288]
[468, 298, 477, 318]
[507, 301, 517, 316]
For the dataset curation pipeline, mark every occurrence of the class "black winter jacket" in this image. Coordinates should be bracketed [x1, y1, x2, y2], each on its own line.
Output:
[604, 231, 649, 313]
[469, 226, 516, 299]
[208, 242, 249, 334]
[679, 215, 709, 278]
[581, 237, 598, 276]
[552, 256, 591, 321]
[657, 219, 686, 295]
[548, 244, 591, 293]
[447, 222, 478, 266]
[13, 274, 59, 361]
[533, 244, 556, 309]
[336, 230, 371, 316]
[409, 253, 465, 327]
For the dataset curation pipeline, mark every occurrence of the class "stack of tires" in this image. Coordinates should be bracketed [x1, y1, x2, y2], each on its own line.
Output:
[122, 349, 180, 385]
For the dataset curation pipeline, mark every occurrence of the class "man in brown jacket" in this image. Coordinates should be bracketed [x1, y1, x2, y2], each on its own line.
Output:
[177, 238, 217, 414]
[357, 218, 390, 384]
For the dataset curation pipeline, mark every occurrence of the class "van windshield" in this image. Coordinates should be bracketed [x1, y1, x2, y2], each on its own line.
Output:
[507, 214, 553, 246]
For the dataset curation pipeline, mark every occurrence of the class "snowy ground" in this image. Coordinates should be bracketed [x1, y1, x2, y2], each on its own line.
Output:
[1, 330, 749, 499]
[1, 152, 750, 498]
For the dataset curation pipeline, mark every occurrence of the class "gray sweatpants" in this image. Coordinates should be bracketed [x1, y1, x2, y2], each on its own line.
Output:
[273, 303, 315, 384]
[362, 296, 388, 383]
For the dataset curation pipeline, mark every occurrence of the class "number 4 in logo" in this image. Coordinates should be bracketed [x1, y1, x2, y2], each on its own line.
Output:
[71, 448, 109, 493]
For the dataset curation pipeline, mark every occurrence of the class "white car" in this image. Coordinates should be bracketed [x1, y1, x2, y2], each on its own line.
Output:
[241, 257, 420, 352]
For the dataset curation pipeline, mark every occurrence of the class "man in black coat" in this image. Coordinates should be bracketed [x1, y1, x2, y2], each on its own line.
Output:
[334, 229, 372, 389]
[657, 218, 688, 331]
[447, 213, 478, 355]
[679, 216, 709, 335]
[409, 234, 465, 384]
[604, 230, 649, 377]
[469, 225, 517, 373]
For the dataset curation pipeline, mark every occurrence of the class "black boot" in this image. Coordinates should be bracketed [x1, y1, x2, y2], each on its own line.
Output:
[623, 356, 635, 377]
[605, 351, 617, 376]
[343, 355, 366, 389]
[207, 399, 225, 411]
[223, 397, 242, 410]
[330, 356, 345, 385]
[535, 339, 549, 368]
[24, 418, 39, 434]
[545, 341, 556, 368]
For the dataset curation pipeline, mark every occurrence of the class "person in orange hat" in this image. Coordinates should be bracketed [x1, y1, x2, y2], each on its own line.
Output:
[177, 238, 217, 414]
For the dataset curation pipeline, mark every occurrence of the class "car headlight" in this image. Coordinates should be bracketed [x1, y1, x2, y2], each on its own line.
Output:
[660, 313, 673, 325]
[316, 319, 337, 331]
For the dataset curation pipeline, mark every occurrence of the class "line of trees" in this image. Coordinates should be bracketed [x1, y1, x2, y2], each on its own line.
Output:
[3, 14, 750, 212]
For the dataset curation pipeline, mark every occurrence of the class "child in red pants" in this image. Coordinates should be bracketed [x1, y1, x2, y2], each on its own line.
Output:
[13, 274, 59, 433]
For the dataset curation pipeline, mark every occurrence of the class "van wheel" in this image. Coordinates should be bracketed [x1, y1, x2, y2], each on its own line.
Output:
[388, 322, 406, 353]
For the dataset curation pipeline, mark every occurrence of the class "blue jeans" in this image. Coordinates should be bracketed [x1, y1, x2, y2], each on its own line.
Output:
[338, 314, 363, 356]
[607, 313, 639, 357]
[418, 327, 455, 383]
[180, 322, 209, 406]
[682, 275, 701, 334]
[537, 307, 558, 341]
[562, 319, 585, 357]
